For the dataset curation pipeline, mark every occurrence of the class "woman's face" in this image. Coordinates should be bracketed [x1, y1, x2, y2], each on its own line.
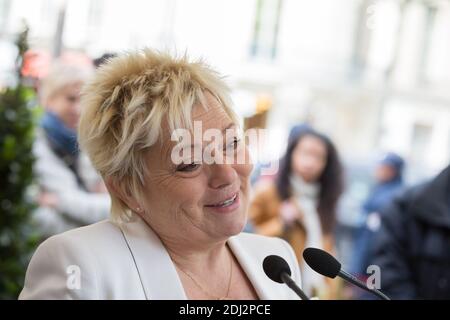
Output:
[291, 134, 327, 183]
[45, 82, 83, 129]
[138, 92, 253, 247]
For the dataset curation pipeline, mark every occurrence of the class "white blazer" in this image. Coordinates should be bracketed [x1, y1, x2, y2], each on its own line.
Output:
[19, 215, 302, 300]
[32, 129, 109, 236]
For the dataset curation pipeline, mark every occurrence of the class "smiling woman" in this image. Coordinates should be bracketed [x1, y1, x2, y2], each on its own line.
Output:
[19, 49, 302, 300]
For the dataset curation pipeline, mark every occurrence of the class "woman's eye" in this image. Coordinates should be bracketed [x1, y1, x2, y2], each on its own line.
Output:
[177, 163, 200, 172]
[66, 95, 79, 103]
[226, 137, 240, 150]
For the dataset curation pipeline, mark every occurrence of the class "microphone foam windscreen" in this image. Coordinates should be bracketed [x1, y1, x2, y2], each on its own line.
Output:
[302, 247, 341, 278]
[263, 255, 292, 283]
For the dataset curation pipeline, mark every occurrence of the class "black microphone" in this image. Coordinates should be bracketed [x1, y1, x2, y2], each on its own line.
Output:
[263, 255, 309, 300]
[303, 247, 391, 300]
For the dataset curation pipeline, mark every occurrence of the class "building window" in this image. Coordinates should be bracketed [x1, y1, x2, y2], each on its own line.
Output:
[0, 0, 12, 32]
[411, 122, 432, 166]
[250, 0, 283, 60]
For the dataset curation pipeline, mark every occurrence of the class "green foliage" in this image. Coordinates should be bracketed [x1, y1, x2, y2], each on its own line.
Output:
[0, 26, 40, 299]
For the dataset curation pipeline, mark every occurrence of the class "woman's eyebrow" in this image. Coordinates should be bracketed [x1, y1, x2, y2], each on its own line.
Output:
[177, 123, 236, 147]
[166, 123, 237, 161]
[222, 123, 236, 134]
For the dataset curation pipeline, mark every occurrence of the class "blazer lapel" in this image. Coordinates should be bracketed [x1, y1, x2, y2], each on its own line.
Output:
[118, 215, 187, 300]
[227, 236, 283, 300]
[119, 216, 292, 300]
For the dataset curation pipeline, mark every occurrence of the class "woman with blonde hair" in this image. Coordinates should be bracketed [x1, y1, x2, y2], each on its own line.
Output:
[20, 49, 302, 300]
[33, 62, 110, 237]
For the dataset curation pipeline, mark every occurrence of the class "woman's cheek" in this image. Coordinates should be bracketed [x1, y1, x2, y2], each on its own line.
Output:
[234, 147, 253, 178]
[177, 174, 208, 203]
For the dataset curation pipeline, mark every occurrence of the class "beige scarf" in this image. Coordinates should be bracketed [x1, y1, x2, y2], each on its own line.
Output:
[290, 174, 326, 297]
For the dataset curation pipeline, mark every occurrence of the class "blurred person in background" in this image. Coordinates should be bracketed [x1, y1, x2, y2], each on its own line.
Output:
[249, 124, 344, 298]
[369, 164, 450, 299]
[351, 152, 405, 289]
[33, 62, 110, 238]
[93, 52, 117, 69]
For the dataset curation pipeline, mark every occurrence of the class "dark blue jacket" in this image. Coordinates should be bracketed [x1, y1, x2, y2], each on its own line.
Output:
[370, 165, 450, 299]
[362, 179, 404, 215]
[351, 179, 404, 276]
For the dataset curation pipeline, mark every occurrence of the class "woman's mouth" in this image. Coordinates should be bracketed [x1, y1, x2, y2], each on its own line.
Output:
[206, 194, 237, 207]
[205, 193, 240, 213]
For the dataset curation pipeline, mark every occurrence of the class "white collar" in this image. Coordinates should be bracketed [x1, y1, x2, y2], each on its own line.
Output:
[290, 174, 320, 199]
[118, 215, 278, 300]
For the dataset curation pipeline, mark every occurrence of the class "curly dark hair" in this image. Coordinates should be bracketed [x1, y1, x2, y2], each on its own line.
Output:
[275, 125, 344, 234]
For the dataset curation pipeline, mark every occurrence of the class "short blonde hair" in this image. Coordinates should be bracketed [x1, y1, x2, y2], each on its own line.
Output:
[78, 49, 238, 222]
[40, 62, 92, 105]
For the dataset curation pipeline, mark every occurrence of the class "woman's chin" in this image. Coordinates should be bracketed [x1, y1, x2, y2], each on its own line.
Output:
[203, 194, 249, 237]
[207, 211, 247, 239]
[221, 212, 248, 237]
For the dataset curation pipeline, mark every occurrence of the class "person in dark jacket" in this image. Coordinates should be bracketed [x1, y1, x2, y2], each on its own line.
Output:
[351, 153, 405, 278]
[370, 164, 450, 299]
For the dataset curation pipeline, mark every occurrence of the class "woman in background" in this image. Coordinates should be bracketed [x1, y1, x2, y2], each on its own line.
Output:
[33, 62, 110, 237]
[250, 124, 344, 298]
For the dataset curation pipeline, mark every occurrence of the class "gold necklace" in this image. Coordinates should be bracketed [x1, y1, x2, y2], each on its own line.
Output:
[175, 250, 233, 300]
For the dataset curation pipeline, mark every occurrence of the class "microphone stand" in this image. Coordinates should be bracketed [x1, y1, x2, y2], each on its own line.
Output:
[280, 272, 310, 300]
[339, 270, 391, 300]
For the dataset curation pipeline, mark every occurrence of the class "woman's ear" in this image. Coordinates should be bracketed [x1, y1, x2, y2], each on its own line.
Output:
[104, 177, 140, 212]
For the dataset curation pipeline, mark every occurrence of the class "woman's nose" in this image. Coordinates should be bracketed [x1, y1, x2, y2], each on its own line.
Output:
[208, 163, 237, 189]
